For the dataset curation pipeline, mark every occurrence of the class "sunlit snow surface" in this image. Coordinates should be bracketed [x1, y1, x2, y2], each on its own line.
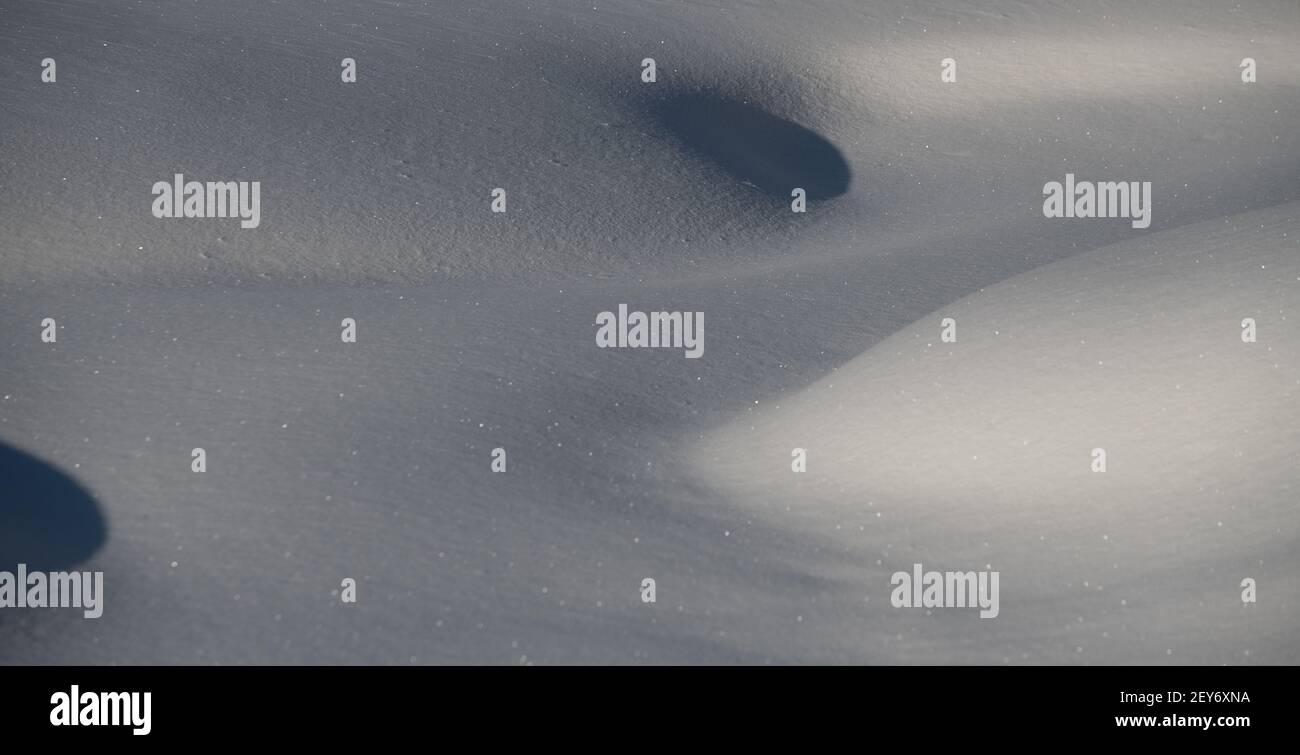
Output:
[1, 0, 1297, 663]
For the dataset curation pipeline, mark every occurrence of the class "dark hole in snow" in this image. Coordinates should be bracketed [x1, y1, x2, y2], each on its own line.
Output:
[0, 443, 106, 571]
[652, 93, 850, 200]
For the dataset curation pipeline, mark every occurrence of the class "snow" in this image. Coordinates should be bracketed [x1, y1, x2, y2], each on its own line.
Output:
[692, 204, 1300, 662]
[0, 0, 1297, 663]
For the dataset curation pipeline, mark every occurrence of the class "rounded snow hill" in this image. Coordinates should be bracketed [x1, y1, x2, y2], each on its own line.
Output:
[690, 203, 1300, 662]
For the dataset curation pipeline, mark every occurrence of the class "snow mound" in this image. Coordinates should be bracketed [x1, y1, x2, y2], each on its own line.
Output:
[694, 204, 1300, 507]
[688, 203, 1300, 662]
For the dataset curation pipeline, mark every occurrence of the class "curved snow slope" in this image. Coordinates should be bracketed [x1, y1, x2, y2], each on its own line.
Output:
[689, 203, 1300, 662]
[2, 0, 1297, 284]
[1, 0, 1297, 665]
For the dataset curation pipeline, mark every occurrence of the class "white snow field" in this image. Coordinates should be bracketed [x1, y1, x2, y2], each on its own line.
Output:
[691, 205, 1300, 663]
[0, 0, 1297, 663]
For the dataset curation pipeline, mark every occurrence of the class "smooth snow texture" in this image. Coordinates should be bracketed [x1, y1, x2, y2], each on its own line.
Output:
[695, 205, 1300, 506]
[2, 0, 1297, 284]
[691, 205, 1300, 662]
[0, 0, 1297, 663]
